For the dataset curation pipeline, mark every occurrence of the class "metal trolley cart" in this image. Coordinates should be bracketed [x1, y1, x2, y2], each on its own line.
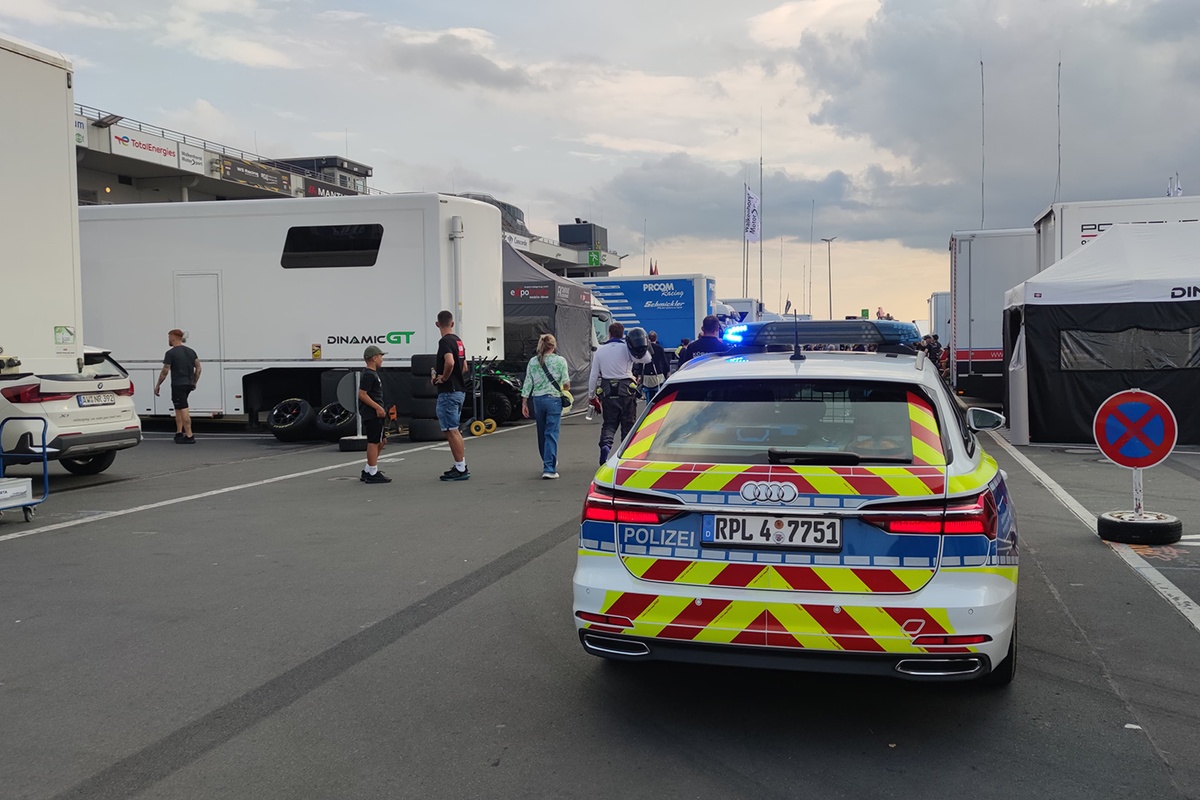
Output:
[0, 416, 51, 523]
[460, 359, 500, 438]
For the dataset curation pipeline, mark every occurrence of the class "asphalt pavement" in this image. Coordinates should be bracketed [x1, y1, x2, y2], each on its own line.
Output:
[0, 413, 1198, 799]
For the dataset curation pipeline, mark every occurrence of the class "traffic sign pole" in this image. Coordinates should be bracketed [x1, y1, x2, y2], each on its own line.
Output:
[1092, 388, 1182, 544]
[1133, 468, 1143, 519]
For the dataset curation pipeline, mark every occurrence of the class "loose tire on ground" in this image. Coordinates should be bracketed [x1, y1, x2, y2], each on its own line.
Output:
[408, 418, 445, 442]
[410, 398, 439, 419]
[59, 450, 118, 475]
[1096, 510, 1183, 545]
[315, 402, 358, 442]
[269, 398, 318, 442]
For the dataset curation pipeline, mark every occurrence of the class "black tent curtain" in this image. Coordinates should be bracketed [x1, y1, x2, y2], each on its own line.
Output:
[1022, 301, 1200, 445]
[503, 293, 593, 413]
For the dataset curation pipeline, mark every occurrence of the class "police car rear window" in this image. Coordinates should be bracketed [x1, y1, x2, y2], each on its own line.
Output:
[626, 379, 944, 466]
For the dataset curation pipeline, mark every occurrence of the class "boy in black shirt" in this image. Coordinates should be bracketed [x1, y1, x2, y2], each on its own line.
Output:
[358, 345, 391, 484]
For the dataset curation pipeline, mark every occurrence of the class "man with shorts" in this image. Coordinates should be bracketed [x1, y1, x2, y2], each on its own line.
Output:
[358, 345, 391, 484]
[154, 328, 201, 444]
[432, 310, 470, 481]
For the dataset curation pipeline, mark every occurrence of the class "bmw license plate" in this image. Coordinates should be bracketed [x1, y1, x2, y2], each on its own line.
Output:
[702, 515, 842, 550]
[78, 393, 117, 407]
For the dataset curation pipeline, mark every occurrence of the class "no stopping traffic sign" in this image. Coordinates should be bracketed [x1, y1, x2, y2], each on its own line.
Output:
[1092, 390, 1178, 470]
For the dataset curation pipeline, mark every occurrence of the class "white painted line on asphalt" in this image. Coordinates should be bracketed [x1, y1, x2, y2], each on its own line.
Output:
[988, 432, 1200, 636]
[0, 424, 526, 545]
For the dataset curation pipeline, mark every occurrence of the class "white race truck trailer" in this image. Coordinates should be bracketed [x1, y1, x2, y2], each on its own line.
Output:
[0, 34, 140, 477]
[948, 228, 1036, 401]
[1034, 196, 1200, 272]
[79, 194, 507, 425]
[928, 291, 950, 348]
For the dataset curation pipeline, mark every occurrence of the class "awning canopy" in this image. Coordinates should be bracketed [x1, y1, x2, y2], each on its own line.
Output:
[1005, 223, 1200, 309]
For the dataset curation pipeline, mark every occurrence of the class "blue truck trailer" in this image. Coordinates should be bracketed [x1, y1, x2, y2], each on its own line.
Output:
[578, 274, 717, 351]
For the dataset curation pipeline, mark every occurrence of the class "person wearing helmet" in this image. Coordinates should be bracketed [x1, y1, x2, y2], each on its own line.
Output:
[587, 322, 652, 464]
[678, 315, 730, 366]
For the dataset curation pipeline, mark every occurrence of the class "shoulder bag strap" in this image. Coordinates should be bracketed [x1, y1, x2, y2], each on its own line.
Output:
[538, 358, 564, 396]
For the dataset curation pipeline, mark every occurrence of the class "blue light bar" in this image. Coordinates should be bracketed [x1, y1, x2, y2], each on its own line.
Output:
[722, 324, 749, 343]
[724, 319, 922, 349]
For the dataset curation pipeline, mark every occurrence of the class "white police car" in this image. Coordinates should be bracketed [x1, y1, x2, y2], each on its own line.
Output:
[574, 320, 1018, 684]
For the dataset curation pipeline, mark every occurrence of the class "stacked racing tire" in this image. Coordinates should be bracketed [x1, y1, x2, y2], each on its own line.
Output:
[409, 354, 444, 442]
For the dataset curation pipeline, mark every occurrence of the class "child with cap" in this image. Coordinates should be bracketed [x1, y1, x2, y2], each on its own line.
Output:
[359, 345, 391, 484]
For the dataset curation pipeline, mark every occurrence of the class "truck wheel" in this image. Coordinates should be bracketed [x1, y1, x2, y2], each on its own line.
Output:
[483, 394, 512, 426]
[408, 418, 444, 442]
[410, 398, 438, 419]
[60, 450, 117, 475]
[1097, 511, 1182, 545]
[269, 398, 317, 442]
[315, 402, 357, 442]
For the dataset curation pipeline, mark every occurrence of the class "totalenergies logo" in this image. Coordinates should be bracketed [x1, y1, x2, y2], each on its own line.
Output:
[112, 134, 177, 158]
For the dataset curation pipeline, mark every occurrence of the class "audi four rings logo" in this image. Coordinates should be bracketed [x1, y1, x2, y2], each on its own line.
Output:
[739, 482, 799, 503]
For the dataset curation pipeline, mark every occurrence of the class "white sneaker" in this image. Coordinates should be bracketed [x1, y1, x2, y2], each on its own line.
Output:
[542, 472, 560, 479]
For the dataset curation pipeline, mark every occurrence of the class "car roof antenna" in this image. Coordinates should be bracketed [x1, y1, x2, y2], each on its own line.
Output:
[789, 311, 805, 361]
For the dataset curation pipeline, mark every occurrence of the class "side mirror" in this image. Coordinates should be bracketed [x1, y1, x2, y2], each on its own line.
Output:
[966, 407, 1005, 432]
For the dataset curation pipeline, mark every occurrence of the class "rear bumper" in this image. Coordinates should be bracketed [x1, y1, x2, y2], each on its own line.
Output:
[578, 630, 993, 681]
[573, 553, 1017, 681]
[5, 428, 142, 463]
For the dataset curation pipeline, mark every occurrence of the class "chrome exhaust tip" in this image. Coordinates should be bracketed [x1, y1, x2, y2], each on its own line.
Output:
[583, 634, 651, 658]
[895, 658, 984, 677]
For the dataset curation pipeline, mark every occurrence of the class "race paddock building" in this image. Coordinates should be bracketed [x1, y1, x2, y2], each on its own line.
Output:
[70, 104, 620, 278]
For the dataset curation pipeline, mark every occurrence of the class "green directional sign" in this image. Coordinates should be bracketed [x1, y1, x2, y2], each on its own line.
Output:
[861, 309, 869, 319]
[588, 250, 601, 267]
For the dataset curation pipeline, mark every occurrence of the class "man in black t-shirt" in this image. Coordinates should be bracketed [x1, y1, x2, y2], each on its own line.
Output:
[432, 310, 470, 481]
[154, 328, 201, 444]
[358, 345, 391, 484]
[678, 315, 730, 366]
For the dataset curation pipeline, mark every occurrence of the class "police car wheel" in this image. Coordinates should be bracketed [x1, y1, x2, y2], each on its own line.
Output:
[979, 617, 1016, 687]
[1096, 511, 1182, 545]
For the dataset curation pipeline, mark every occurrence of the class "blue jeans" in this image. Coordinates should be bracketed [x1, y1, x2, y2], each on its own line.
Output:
[436, 391, 465, 431]
[532, 394, 562, 473]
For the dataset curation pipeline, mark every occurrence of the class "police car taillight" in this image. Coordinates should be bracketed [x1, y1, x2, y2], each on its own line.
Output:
[864, 490, 998, 540]
[582, 483, 682, 524]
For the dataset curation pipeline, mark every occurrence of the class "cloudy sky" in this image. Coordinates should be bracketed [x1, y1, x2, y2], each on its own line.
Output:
[3, 0, 1198, 322]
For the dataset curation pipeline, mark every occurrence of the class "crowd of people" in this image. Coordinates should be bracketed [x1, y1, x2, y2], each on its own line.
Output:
[345, 310, 951, 482]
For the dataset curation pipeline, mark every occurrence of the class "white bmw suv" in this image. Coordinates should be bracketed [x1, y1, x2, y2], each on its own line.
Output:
[0, 347, 142, 476]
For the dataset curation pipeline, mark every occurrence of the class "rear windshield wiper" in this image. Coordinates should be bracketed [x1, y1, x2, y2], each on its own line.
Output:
[767, 449, 915, 466]
[768, 449, 861, 465]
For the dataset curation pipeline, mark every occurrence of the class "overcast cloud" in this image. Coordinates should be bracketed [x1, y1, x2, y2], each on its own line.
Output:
[2, 0, 1198, 320]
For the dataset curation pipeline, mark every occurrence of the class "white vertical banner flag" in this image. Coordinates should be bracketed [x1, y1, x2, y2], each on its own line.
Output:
[744, 185, 761, 243]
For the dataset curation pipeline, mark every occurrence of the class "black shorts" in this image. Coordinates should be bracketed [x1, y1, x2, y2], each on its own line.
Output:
[171, 384, 194, 410]
[362, 416, 385, 445]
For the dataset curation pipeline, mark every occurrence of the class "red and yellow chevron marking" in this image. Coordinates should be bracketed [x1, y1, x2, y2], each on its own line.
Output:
[611, 460, 946, 497]
[620, 390, 678, 460]
[591, 591, 968, 653]
[948, 452, 999, 497]
[907, 391, 945, 466]
[621, 556, 935, 593]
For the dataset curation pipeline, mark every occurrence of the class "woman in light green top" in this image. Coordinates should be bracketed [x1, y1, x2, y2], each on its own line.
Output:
[521, 334, 570, 479]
